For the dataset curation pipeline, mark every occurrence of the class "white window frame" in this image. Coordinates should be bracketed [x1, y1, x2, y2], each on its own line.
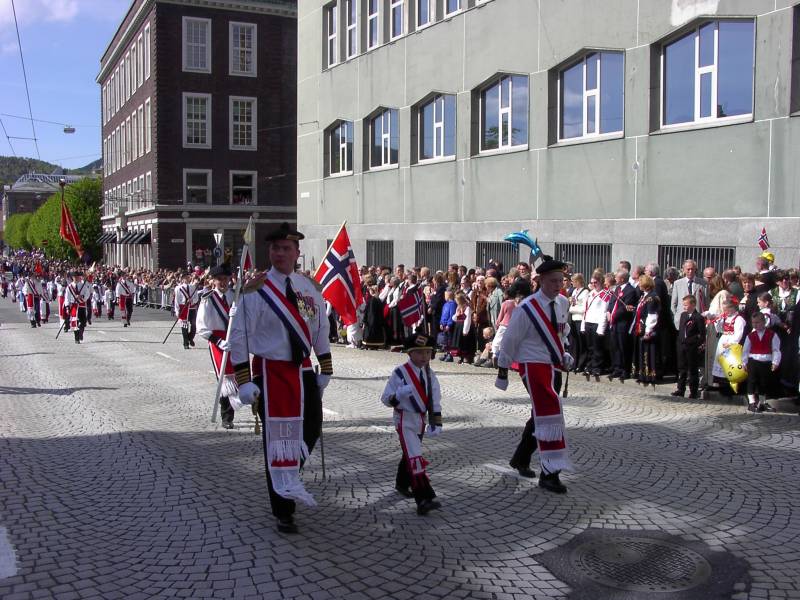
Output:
[328, 121, 353, 176]
[326, 3, 338, 67]
[145, 172, 152, 199]
[660, 20, 754, 129]
[367, 0, 380, 50]
[137, 105, 144, 159]
[145, 99, 152, 153]
[390, 0, 404, 40]
[110, 74, 116, 115]
[183, 93, 211, 149]
[418, 94, 455, 162]
[443, 0, 461, 17]
[182, 16, 212, 73]
[479, 75, 527, 153]
[120, 60, 126, 105]
[229, 21, 257, 77]
[229, 96, 257, 151]
[369, 109, 398, 169]
[345, 0, 357, 59]
[114, 68, 120, 113]
[121, 120, 127, 166]
[126, 116, 132, 165]
[229, 170, 257, 205]
[111, 130, 116, 173]
[183, 169, 213, 204]
[131, 110, 138, 160]
[125, 53, 131, 100]
[131, 44, 138, 91]
[137, 33, 144, 87]
[416, 0, 433, 29]
[144, 23, 151, 80]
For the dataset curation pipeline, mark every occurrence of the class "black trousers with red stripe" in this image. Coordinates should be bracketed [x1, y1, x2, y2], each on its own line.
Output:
[255, 370, 322, 519]
[395, 436, 436, 505]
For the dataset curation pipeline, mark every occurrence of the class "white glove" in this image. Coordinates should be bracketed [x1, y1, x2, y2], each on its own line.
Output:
[562, 352, 575, 371]
[316, 373, 331, 391]
[216, 338, 231, 352]
[396, 384, 414, 401]
[235, 381, 260, 406]
[228, 303, 238, 318]
[426, 424, 442, 437]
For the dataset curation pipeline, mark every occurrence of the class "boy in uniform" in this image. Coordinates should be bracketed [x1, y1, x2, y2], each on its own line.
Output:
[743, 312, 781, 413]
[672, 295, 706, 399]
[381, 334, 443, 515]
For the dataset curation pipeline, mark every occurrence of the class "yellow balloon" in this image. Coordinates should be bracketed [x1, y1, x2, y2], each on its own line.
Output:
[717, 343, 747, 393]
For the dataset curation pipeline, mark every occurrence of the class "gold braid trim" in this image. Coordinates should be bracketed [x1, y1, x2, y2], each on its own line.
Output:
[317, 353, 333, 375]
[430, 412, 442, 427]
[234, 362, 252, 386]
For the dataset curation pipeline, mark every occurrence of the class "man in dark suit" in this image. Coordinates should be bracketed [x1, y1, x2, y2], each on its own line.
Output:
[672, 295, 705, 399]
[606, 269, 639, 381]
[647, 262, 674, 377]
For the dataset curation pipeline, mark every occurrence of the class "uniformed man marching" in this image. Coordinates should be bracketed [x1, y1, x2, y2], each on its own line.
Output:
[64, 270, 92, 344]
[174, 272, 201, 349]
[116, 272, 135, 327]
[227, 222, 332, 534]
[196, 264, 237, 429]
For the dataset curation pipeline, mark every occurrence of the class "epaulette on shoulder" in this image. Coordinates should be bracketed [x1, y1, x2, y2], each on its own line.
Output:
[200, 289, 215, 300]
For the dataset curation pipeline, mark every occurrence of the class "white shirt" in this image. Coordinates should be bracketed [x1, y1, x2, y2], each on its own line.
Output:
[497, 290, 570, 368]
[581, 289, 610, 334]
[116, 279, 133, 297]
[228, 268, 330, 365]
[380, 359, 442, 414]
[568, 287, 589, 321]
[196, 288, 234, 340]
[173, 283, 200, 312]
[64, 281, 92, 306]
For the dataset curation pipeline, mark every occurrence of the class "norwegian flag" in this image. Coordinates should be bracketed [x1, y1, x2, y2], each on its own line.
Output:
[314, 224, 363, 326]
[757, 227, 770, 251]
[59, 197, 84, 258]
[398, 286, 425, 327]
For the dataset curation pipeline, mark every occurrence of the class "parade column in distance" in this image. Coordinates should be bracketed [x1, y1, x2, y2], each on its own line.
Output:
[116, 272, 134, 327]
[174, 272, 200, 350]
[228, 222, 333, 534]
[22, 272, 42, 328]
[64, 271, 92, 344]
[196, 264, 238, 429]
[495, 256, 575, 494]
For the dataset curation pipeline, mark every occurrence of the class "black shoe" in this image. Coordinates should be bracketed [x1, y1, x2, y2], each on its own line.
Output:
[222, 422, 234, 430]
[184, 344, 190, 350]
[416, 499, 442, 515]
[509, 460, 536, 478]
[276, 517, 298, 534]
[30, 322, 36, 328]
[747, 403, 758, 413]
[538, 472, 567, 494]
[395, 486, 414, 498]
[670, 390, 685, 397]
[688, 392, 700, 400]
[189, 340, 195, 347]
[582, 371, 590, 381]
[607, 373, 615, 381]
[123, 323, 128, 327]
[758, 403, 775, 413]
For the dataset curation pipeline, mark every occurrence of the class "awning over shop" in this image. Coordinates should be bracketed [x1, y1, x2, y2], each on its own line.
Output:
[97, 231, 116, 244]
[119, 230, 137, 244]
[130, 230, 151, 244]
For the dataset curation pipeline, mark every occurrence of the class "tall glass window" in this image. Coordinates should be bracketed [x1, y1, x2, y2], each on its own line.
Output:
[370, 109, 399, 168]
[559, 51, 624, 139]
[419, 95, 456, 161]
[480, 75, 528, 152]
[328, 121, 353, 175]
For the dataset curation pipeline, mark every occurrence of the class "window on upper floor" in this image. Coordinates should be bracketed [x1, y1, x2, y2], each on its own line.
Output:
[325, 120, 354, 176]
[137, 33, 144, 86]
[231, 171, 256, 205]
[417, 0, 432, 28]
[558, 51, 624, 140]
[183, 93, 211, 148]
[368, 108, 399, 168]
[390, 0, 404, 40]
[325, 3, 338, 67]
[417, 94, 456, 161]
[478, 74, 528, 153]
[661, 19, 755, 127]
[367, 0, 380, 49]
[444, 0, 460, 17]
[145, 99, 151, 153]
[230, 96, 257, 150]
[230, 22, 257, 76]
[183, 17, 211, 73]
[184, 169, 212, 204]
[144, 23, 151, 79]
[346, 0, 357, 58]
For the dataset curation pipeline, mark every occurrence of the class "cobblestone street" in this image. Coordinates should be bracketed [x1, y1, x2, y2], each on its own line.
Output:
[0, 299, 798, 600]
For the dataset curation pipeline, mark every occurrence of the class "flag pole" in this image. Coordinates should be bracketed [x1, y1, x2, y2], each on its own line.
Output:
[312, 220, 347, 280]
[210, 217, 255, 422]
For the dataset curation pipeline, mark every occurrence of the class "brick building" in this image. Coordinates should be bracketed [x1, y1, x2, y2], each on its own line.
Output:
[97, 0, 297, 270]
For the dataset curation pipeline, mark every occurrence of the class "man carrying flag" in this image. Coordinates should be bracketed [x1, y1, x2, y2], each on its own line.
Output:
[313, 223, 363, 327]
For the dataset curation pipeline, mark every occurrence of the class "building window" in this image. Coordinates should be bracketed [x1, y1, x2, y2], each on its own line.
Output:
[658, 244, 736, 274]
[415, 240, 449, 273]
[366, 240, 394, 267]
[183, 93, 211, 148]
[132, 111, 138, 159]
[367, 0, 379, 49]
[126, 53, 131, 99]
[444, 0, 460, 16]
[417, 0, 432, 28]
[229, 96, 256, 150]
[144, 23, 151, 79]
[120, 61, 126, 106]
[390, 0, 404, 39]
[230, 171, 256, 205]
[559, 51, 624, 140]
[145, 172, 152, 198]
[346, 0, 357, 58]
[326, 3, 338, 67]
[145, 99, 151, 153]
[137, 105, 144, 158]
[137, 33, 144, 86]
[326, 121, 353, 176]
[131, 45, 138, 90]
[419, 94, 456, 161]
[184, 169, 212, 204]
[121, 120, 127, 166]
[479, 74, 528, 152]
[369, 108, 399, 168]
[554, 242, 612, 277]
[183, 17, 211, 73]
[230, 22, 257, 76]
[662, 19, 755, 126]
[138, 175, 145, 202]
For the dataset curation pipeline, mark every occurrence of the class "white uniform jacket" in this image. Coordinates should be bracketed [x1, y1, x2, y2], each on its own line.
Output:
[497, 290, 571, 368]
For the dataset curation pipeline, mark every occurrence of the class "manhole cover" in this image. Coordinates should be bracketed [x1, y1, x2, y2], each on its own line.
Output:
[569, 536, 712, 592]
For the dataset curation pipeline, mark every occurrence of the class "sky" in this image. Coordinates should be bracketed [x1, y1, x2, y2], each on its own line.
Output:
[0, 0, 130, 170]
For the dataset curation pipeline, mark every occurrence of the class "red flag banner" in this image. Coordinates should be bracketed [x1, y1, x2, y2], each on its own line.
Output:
[60, 199, 84, 257]
[313, 224, 363, 326]
[757, 227, 770, 251]
[398, 286, 425, 327]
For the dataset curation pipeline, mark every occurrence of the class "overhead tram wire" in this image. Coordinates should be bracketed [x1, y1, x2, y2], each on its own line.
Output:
[1, 113, 101, 130]
[0, 117, 17, 156]
[11, 0, 41, 160]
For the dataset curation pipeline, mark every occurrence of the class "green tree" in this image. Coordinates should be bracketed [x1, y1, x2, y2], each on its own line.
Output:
[26, 178, 102, 261]
[4, 213, 33, 250]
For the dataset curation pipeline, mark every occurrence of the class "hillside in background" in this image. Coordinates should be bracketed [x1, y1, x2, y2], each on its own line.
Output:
[0, 155, 102, 187]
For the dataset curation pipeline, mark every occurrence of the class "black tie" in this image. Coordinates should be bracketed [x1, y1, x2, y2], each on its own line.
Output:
[688, 280, 693, 295]
[549, 300, 558, 328]
[285, 276, 305, 365]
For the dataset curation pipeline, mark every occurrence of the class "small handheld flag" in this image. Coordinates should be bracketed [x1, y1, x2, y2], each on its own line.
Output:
[757, 227, 770, 251]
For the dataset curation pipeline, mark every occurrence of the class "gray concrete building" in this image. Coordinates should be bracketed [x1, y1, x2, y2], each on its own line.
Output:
[297, 0, 800, 276]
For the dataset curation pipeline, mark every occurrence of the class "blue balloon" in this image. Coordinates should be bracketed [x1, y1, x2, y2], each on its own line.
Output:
[503, 230, 543, 264]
